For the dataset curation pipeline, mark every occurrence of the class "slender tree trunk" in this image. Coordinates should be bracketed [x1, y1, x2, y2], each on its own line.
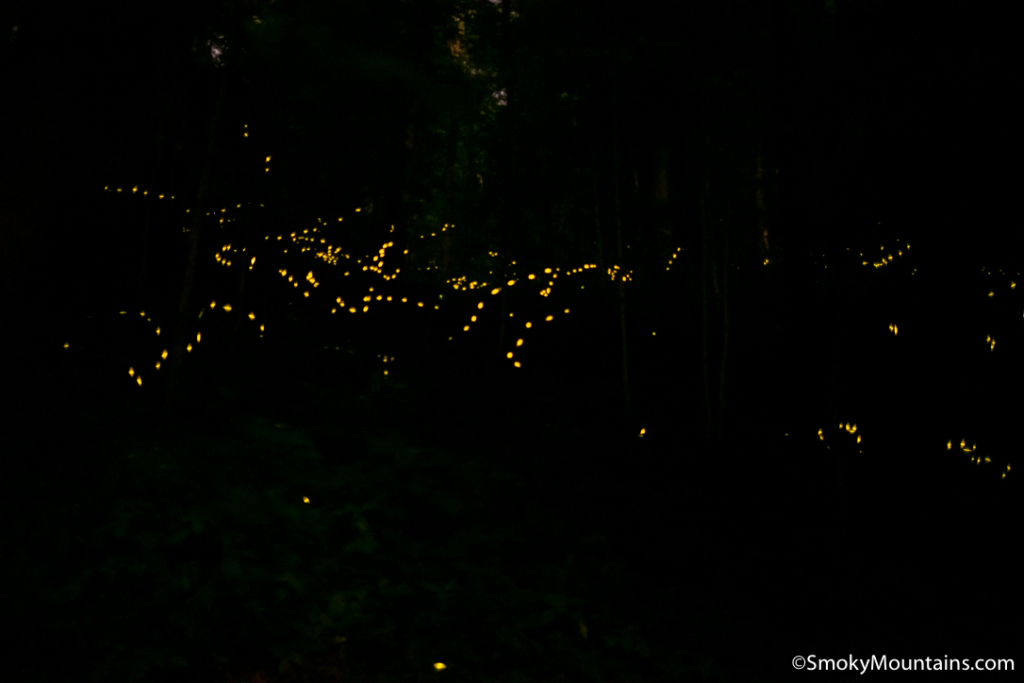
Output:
[609, 76, 630, 416]
[699, 147, 713, 443]
[228, 257, 247, 349]
[164, 66, 229, 417]
[496, 0, 517, 358]
[137, 132, 167, 310]
[698, 132, 738, 445]
[138, 79, 189, 314]
[590, 144, 607, 298]
[441, 108, 458, 279]
[755, 151, 769, 260]
[717, 214, 729, 443]
[386, 121, 414, 276]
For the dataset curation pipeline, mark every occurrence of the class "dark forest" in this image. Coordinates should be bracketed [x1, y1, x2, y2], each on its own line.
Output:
[0, 1, 1018, 681]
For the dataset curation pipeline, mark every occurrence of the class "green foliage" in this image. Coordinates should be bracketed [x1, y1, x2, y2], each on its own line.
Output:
[5, 386, 705, 682]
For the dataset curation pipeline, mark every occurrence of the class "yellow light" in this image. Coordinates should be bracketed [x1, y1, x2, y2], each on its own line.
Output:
[507, 351, 513, 358]
[136, 376, 142, 386]
[248, 312, 255, 320]
[197, 332, 201, 342]
[516, 339, 523, 347]
[470, 316, 477, 322]
[478, 302, 484, 309]
[303, 496, 310, 504]
[434, 663, 446, 671]
[463, 325, 470, 331]
[544, 268, 552, 274]
[128, 367, 135, 377]
[525, 322, 532, 328]
[156, 327, 160, 336]
[491, 287, 502, 295]
[564, 309, 569, 314]
[947, 440, 951, 450]
[223, 304, 232, 312]
[187, 343, 192, 352]
[161, 350, 168, 359]
[210, 301, 217, 309]
[545, 315, 553, 321]
[513, 361, 521, 368]
[417, 302, 424, 307]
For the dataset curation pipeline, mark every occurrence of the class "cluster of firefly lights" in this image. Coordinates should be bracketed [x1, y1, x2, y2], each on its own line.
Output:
[92, 123, 634, 674]
[809, 236, 915, 274]
[98, 134, 1016, 483]
[86, 164, 1018, 677]
[654, 244, 1014, 481]
[810, 247, 1015, 480]
[809, 422, 1011, 480]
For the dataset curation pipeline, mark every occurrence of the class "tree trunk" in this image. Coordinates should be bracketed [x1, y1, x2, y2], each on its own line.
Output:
[137, 127, 168, 310]
[163, 66, 229, 417]
[698, 134, 732, 444]
[609, 72, 630, 417]
[441, 108, 459, 279]
[496, 0, 518, 358]
[755, 151, 769, 261]
[590, 144, 607, 299]
[227, 256, 247, 349]
[717, 215, 729, 444]
[699, 149, 713, 443]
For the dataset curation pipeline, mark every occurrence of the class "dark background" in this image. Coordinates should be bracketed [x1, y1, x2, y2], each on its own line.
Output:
[0, 1, 1018, 681]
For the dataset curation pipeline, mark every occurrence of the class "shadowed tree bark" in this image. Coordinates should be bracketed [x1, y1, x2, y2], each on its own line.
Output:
[698, 132, 732, 445]
[609, 95, 630, 417]
[495, 0, 519, 357]
[164, 63, 230, 418]
[137, 85, 187, 312]
[441, 107, 459, 279]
